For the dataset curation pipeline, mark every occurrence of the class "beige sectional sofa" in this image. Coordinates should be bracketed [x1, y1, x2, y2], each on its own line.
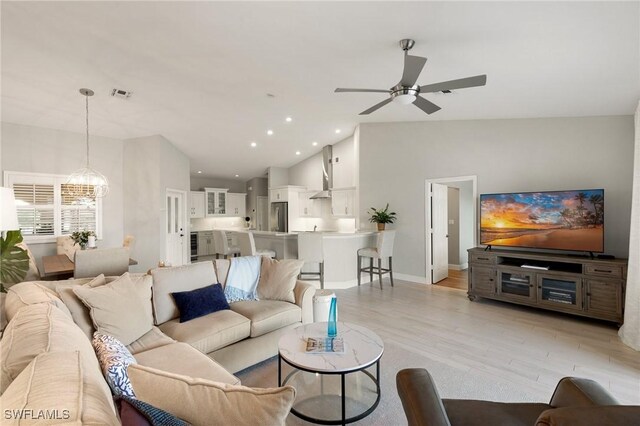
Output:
[0, 259, 315, 424]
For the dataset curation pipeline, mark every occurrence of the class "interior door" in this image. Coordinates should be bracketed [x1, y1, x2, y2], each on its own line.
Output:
[166, 189, 186, 266]
[257, 196, 268, 231]
[431, 183, 449, 283]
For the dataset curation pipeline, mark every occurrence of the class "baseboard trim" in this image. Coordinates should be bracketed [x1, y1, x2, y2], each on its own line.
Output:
[394, 273, 429, 285]
[448, 263, 469, 271]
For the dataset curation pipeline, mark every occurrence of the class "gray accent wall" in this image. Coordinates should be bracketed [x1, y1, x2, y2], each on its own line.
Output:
[1, 122, 124, 271]
[245, 176, 268, 224]
[359, 116, 635, 279]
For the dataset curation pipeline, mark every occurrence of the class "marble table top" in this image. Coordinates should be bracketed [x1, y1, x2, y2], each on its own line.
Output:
[278, 322, 384, 373]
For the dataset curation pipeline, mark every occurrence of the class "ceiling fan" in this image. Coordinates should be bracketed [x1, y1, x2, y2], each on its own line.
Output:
[335, 39, 487, 115]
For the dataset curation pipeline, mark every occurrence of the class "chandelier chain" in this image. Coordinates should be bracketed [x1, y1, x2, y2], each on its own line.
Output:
[85, 93, 90, 168]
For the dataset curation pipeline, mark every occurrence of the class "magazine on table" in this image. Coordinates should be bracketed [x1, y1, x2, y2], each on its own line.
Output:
[305, 337, 345, 354]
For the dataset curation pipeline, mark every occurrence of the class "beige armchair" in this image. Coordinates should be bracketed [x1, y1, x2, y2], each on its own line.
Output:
[74, 247, 130, 278]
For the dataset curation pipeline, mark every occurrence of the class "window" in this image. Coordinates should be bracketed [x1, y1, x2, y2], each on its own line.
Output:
[4, 171, 102, 243]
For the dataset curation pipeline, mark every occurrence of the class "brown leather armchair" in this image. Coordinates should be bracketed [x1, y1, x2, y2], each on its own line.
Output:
[396, 368, 640, 426]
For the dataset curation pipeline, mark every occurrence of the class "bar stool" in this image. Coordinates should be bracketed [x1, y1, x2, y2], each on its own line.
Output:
[297, 232, 325, 289]
[357, 230, 395, 289]
[213, 230, 241, 259]
[236, 231, 276, 258]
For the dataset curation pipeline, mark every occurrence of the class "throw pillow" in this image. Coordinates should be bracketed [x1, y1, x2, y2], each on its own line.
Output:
[93, 333, 137, 398]
[73, 273, 153, 345]
[258, 257, 304, 303]
[128, 363, 296, 426]
[223, 256, 262, 303]
[56, 274, 107, 339]
[171, 284, 230, 323]
[117, 395, 189, 426]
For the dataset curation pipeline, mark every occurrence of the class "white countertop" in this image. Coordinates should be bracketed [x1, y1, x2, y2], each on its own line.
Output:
[193, 229, 377, 238]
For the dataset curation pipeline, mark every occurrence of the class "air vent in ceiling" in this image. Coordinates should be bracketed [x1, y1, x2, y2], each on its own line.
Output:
[111, 88, 132, 99]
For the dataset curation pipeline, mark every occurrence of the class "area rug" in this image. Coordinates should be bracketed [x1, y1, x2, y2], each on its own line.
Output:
[237, 340, 546, 425]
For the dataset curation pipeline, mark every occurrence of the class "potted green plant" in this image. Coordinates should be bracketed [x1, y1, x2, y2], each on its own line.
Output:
[70, 230, 95, 250]
[368, 204, 397, 231]
[0, 230, 29, 292]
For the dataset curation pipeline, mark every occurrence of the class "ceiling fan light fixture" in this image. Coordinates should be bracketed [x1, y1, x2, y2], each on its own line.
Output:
[393, 93, 417, 105]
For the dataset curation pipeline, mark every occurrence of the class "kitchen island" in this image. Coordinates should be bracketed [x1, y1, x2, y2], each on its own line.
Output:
[252, 230, 378, 289]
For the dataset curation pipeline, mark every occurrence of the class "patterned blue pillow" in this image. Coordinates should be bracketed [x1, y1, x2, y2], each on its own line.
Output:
[92, 333, 137, 398]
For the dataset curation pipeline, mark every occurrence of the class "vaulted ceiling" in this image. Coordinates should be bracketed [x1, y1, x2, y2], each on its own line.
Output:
[2, 1, 638, 180]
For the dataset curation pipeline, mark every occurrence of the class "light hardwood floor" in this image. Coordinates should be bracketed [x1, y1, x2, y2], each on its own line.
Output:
[435, 269, 468, 290]
[338, 279, 640, 404]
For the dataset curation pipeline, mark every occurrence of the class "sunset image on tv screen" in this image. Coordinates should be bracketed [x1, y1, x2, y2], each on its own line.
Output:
[480, 190, 604, 252]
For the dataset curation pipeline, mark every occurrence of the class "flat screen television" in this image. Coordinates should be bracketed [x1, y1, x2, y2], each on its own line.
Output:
[480, 189, 604, 253]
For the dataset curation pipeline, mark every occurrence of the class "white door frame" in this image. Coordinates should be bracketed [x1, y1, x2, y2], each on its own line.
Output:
[425, 175, 478, 284]
[165, 188, 188, 266]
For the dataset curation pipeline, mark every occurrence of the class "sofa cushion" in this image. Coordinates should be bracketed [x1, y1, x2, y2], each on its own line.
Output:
[126, 326, 176, 355]
[230, 300, 302, 337]
[73, 273, 153, 345]
[158, 309, 250, 354]
[172, 283, 230, 322]
[93, 333, 137, 398]
[56, 274, 107, 339]
[443, 400, 550, 426]
[0, 303, 115, 418]
[5, 281, 73, 321]
[128, 363, 295, 426]
[133, 342, 240, 385]
[258, 257, 304, 303]
[151, 262, 218, 325]
[0, 351, 120, 425]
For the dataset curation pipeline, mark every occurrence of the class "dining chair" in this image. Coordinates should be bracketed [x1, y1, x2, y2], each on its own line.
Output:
[74, 247, 130, 278]
[357, 230, 396, 289]
[235, 231, 276, 258]
[212, 230, 241, 259]
[297, 232, 325, 289]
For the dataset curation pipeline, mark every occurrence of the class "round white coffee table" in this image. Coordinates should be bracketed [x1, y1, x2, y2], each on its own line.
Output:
[278, 322, 384, 425]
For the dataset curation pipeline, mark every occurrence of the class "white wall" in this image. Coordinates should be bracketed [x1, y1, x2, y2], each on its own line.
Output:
[268, 167, 288, 188]
[124, 135, 190, 272]
[190, 176, 245, 192]
[359, 116, 635, 279]
[1, 122, 124, 270]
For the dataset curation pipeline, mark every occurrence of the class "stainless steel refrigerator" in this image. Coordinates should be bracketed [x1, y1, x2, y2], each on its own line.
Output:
[270, 202, 288, 232]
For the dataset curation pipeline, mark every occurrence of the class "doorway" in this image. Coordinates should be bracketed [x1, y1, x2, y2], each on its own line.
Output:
[425, 176, 477, 286]
[165, 189, 187, 266]
[256, 196, 269, 231]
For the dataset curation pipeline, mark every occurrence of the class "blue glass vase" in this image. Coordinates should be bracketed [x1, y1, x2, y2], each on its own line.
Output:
[327, 297, 337, 337]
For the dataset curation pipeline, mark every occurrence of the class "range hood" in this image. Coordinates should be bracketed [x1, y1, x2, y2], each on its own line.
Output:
[310, 145, 333, 199]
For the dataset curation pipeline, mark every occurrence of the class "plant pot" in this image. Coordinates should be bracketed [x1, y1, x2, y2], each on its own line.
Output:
[377, 223, 386, 231]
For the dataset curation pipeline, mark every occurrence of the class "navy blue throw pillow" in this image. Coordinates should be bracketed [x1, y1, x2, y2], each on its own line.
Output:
[171, 284, 230, 323]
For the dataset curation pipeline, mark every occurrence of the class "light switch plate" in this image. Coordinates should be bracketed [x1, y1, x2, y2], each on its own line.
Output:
[448, 219, 455, 225]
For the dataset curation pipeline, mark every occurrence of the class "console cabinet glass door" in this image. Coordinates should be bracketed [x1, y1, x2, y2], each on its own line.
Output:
[537, 273, 582, 311]
[497, 269, 536, 303]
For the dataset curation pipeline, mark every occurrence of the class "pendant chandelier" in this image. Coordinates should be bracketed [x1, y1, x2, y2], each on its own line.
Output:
[65, 88, 109, 203]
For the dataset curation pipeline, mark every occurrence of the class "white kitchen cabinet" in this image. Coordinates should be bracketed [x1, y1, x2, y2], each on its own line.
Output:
[331, 188, 355, 217]
[197, 231, 215, 256]
[270, 188, 288, 202]
[205, 188, 228, 217]
[189, 191, 205, 219]
[299, 191, 322, 217]
[226, 193, 246, 217]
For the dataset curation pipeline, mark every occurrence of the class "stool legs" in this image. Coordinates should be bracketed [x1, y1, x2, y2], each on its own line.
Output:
[389, 256, 394, 287]
[357, 255, 361, 286]
[369, 258, 373, 283]
[378, 258, 383, 289]
[320, 262, 325, 290]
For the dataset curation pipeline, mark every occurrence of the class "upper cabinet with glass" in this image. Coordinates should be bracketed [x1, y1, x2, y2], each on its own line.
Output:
[204, 188, 228, 217]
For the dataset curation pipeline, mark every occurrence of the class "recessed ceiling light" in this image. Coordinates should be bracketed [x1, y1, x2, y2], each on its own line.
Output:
[285, 117, 292, 122]
[250, 142, 257, 147]
[335, 129, 341, 134]
[267, 130, 274, 136]
[197, 171, 202, 174]
[312, 141, 318, 146]
[295, 151, 301, 156]
[235, 174, 239, 178]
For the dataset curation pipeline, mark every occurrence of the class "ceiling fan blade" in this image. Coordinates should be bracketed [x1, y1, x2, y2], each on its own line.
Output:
[359, 97, 393, 115]
[420, 74, 487, 93]
[335, 88, 390, 93]
[399, 55, 427, 86]
[413, 96, 441, 115]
